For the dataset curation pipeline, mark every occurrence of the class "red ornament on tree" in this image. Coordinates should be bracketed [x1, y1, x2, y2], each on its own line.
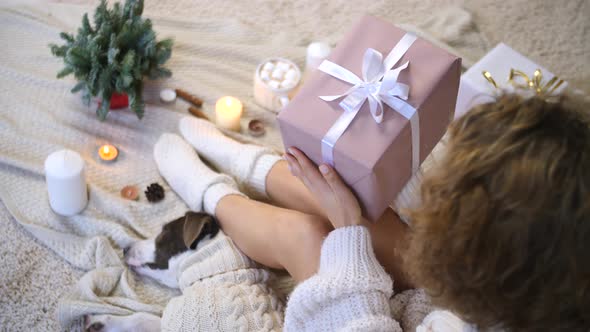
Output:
[98, 92, 129, 110]
[109, 92, 129, 109]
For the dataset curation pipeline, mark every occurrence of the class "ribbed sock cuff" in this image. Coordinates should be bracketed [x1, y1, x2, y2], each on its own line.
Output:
[247, 153, 281, 199]
[203, 181, 246, 216]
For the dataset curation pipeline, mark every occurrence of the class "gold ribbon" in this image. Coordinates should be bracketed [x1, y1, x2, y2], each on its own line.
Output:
[482, 68, 564, 97]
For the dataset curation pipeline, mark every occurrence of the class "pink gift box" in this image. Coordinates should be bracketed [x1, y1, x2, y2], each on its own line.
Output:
[278, 16, 461, 221]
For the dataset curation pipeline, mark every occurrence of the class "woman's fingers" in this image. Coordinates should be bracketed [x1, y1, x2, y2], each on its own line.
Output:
[284, 152, 310, 188]
[288, 148, 323, 184]
[286, 148, 331, 194]
[283, 153, 301, 177]
[285, 147, 365, 228]
[288, 148, 325, 184]
[318, 164, 346, 194]
[286, 148, 352, 204]
[319, 163, 365, 227]
[319, 163, 360, 210]
[288, 148, 315, 171]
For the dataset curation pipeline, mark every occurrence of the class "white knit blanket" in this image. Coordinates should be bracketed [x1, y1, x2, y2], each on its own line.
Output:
[1, 0, 587, 331]
[0, 4, 304, 330]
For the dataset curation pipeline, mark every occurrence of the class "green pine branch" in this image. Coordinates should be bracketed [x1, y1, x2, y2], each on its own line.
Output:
[49, 0, 173, 120]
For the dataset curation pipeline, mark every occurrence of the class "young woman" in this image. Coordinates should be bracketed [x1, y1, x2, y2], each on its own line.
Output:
[153, 93, 589, 331]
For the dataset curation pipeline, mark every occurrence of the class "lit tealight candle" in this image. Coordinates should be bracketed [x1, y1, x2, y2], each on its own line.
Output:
[98, 144, 119, 162]
[215, 96, 243, 131]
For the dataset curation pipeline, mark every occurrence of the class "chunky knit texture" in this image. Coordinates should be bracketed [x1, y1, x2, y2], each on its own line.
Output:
[162, 232, 284, 331]
[153, 133, 245, 215]
[179, 117, 281, 199]
[285, 227, 471, 331]
[285, 226, 401, 331]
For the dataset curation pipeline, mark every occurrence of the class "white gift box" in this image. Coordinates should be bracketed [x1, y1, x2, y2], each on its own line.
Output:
[454, 43, 568, 119]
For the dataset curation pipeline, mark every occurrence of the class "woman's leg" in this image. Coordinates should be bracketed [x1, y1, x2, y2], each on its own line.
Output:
[214, 194, 331, 281]
[154, 133, 328, 282]
[266, 160, 413, 290]
[177, 117, 412, 287]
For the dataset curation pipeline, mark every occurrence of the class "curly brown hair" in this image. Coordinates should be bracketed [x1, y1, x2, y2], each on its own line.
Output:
[406, 94, 590, 330]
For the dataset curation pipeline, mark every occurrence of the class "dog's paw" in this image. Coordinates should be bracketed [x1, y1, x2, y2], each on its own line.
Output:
[83, 312, 162, 332]
[84, 314, 110, 332]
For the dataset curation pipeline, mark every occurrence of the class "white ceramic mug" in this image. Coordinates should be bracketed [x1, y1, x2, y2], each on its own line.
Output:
[253, 57, 301, 112]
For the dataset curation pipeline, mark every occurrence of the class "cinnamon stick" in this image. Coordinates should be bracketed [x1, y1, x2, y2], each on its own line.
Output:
[175, 89, 203, 107]
[188, 106, 209, 120]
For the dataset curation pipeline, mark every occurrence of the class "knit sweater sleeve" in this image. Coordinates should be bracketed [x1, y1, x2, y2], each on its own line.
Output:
[284, 226, 402, 331]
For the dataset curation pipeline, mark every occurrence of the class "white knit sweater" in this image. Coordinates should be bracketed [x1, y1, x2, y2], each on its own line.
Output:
[162, 233, 285, 331]
[284, 226, 472, 332]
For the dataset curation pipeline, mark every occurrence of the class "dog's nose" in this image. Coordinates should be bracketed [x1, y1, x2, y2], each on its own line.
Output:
[123, 247, 130, 256]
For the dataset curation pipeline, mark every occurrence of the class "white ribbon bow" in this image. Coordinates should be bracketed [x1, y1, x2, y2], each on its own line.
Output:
[318, 33, 420, 171]
[319, 48, 412, 122]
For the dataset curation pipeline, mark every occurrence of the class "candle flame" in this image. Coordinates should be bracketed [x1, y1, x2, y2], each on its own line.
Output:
[104, 146, 110, 154]
[225, 97, 232, 107]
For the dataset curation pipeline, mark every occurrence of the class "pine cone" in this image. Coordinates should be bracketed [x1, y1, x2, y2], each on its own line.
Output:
[145, 183, 165, 202]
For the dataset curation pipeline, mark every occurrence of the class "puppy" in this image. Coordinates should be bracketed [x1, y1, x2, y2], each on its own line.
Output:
[84, 212, 220, 332]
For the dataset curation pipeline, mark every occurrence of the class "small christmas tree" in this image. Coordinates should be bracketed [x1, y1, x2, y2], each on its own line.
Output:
[49, 0, 173, 120]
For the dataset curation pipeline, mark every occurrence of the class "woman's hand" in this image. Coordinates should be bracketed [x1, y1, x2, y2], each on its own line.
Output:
[284, 147, 367, 228]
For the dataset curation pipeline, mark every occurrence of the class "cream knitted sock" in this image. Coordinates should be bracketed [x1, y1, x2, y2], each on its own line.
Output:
[179, 117, 281, 199]
[153, 133, 245, 215]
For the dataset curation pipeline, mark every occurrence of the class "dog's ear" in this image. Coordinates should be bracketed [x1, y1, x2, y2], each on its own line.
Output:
[182, 212, 217, 249]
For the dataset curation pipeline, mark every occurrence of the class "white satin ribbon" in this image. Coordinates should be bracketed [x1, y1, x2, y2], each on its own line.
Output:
[319, 33, 420, 172]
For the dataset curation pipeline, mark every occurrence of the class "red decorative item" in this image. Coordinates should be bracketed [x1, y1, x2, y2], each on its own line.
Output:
[109, 92, 129, 109]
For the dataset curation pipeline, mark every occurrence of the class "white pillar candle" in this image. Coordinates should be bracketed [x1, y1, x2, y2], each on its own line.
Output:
[44, 149, 88, 216]
[215, 96, 243, 131]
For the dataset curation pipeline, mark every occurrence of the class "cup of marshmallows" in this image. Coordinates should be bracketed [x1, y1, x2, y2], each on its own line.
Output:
[253, 58, 301, 112]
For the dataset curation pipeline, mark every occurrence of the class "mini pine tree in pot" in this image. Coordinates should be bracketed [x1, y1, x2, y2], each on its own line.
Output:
[49, 0, 173, 120]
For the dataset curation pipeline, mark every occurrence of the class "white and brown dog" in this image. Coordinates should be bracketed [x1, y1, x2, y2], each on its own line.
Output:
[84, 211, 220, 332]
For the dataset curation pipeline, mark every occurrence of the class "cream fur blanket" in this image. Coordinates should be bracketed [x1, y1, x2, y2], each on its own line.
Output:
[0, 0, 587, 330]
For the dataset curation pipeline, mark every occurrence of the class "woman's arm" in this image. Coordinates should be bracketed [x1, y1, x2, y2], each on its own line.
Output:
[282, 148, 470, 332]
[283, 148, 401, 331]
[284, 226, 402, 331]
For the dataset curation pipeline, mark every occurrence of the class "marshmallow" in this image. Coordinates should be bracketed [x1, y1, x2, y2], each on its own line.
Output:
[285, 69, 298, 81]
[276, 61, 291, 72]
[281, 79, 297, 89]
[262, 62, 274, 71]
[260, 70, 270, 81]
[268, 80, 281, 89]
[271, 69, 286, 80]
